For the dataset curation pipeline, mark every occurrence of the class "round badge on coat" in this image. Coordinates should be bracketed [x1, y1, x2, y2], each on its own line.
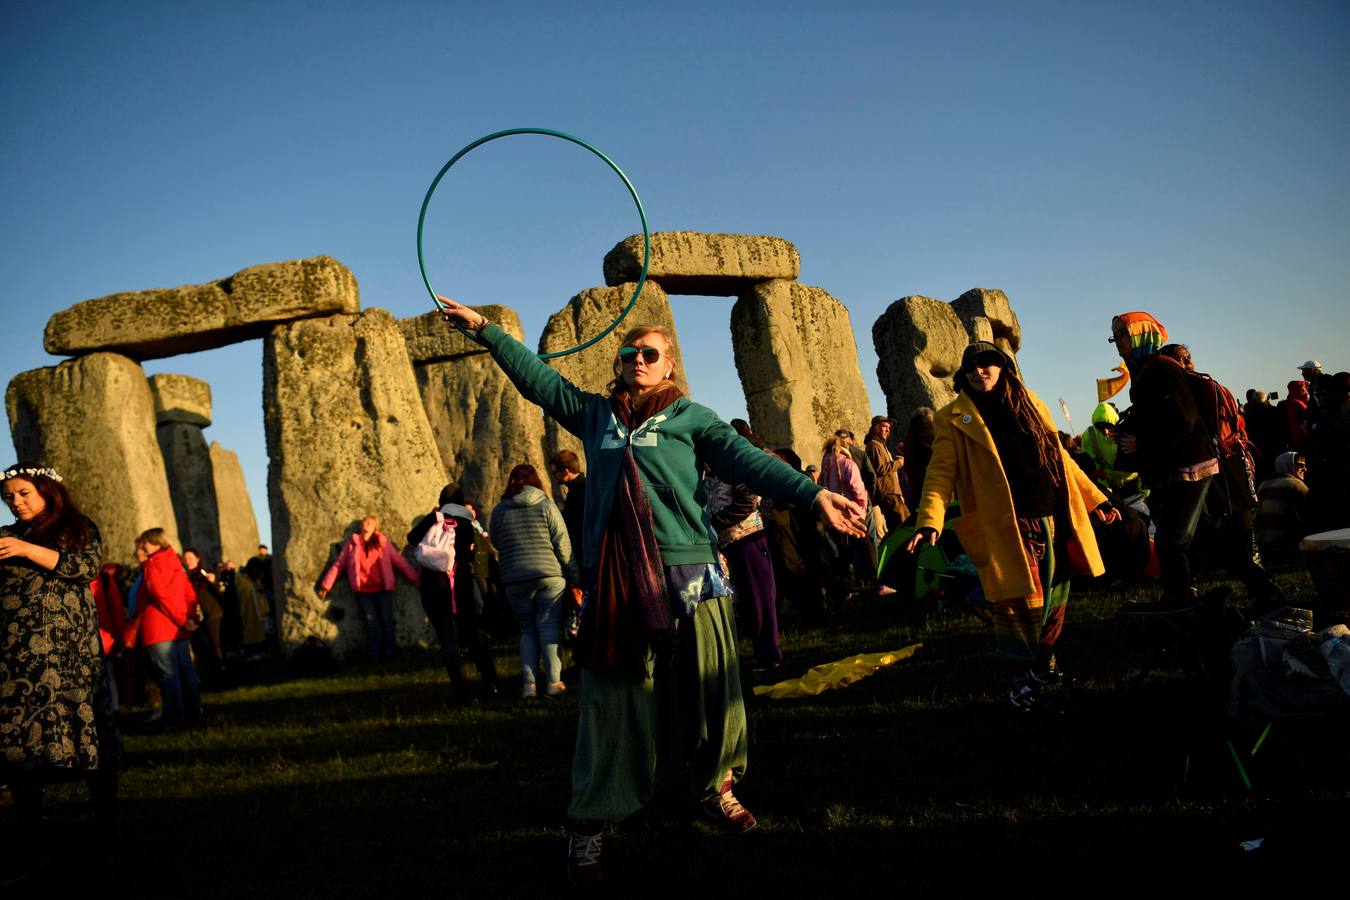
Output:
[962, 414, 972, 424]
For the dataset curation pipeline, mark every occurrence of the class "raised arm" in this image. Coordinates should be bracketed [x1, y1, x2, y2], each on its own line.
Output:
[437, 296, 595, 435]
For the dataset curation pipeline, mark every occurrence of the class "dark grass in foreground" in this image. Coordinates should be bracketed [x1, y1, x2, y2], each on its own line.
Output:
[6, 568, 1347, 897]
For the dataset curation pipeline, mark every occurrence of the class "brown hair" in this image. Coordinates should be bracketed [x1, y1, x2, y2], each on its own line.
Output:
[136, 527, 173, 551]
[982, 373, 1065, 486]
[2, 463, 93, 550]
[504, 463, 545, 498]
[549, 449, 582, 475]
[606, 325, 681, 395]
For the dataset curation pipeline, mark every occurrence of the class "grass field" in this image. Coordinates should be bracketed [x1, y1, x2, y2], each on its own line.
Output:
[6, 567, 1347, 897]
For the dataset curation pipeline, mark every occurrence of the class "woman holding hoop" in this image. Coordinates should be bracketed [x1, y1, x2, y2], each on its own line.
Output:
[436, 299, 865, 886]
[906, 343, 1119, 712]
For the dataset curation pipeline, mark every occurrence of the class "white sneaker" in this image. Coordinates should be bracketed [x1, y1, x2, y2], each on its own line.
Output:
[521, 682, 537, 699]
[546, 681, 566, 697]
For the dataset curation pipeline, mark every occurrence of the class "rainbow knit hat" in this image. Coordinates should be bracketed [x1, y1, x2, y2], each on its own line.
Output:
[1111, 311, 1168, 364]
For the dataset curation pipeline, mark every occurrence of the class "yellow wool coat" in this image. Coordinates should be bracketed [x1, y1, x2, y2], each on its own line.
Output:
[915, 389, 1108, 602]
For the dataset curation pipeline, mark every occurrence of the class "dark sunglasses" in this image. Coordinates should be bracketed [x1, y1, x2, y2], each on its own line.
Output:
[619, 346, 662, 366]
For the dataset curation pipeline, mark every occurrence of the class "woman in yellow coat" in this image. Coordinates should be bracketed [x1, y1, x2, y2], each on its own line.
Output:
[907, 342, 1120, 711]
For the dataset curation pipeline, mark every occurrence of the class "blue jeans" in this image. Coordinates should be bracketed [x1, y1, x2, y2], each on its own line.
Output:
[504, 577, 566, 686]
[355, 591, 396, 659]
[144, 639, 202, 727]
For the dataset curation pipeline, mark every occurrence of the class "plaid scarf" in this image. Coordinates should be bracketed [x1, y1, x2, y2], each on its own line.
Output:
[574, 385, 682, 678]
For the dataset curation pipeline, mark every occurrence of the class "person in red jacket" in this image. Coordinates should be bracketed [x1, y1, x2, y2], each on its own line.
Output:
[122, 527, 202, 729]
[318, 515, 420, 660]
[91, 563, 128, 709]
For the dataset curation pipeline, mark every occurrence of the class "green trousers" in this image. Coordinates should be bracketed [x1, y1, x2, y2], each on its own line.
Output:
[568, 595, 748, 822]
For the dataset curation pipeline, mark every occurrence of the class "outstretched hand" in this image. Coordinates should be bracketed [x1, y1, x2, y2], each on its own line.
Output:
[815, 490, 867, 538]
[436, 295, 487, 332]
[904, 527, 938, 554]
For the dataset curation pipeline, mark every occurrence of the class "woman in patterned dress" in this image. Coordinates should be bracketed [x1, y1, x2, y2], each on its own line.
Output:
[0, 462, 120, 840]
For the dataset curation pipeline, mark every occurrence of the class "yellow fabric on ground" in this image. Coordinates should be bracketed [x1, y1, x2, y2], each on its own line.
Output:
[751, 644, 922, 699]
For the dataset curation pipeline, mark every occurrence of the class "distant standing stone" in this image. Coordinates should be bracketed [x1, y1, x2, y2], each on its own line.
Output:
[405, 305, 548, 522]
[209, 442, 262, 569]
[6, 352, 181, 563]
[731, 279, 873, 466]
[263, 308, 445, 657]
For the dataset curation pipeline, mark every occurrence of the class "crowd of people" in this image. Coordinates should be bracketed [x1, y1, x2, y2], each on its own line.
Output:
[1, 304, 1344, 887]
[0, 468, 277, 849]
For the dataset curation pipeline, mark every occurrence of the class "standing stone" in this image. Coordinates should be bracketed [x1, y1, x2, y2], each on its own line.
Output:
[537, 282, 688, 467]
[402, 305, 547, 521]
[873, 290, 1022, 430]
[44, 256, 360, 360]
[603, 232, 801, 296]
[148, 373, 212, 427]
[6, 353, 180, 563]
[209, 442, 262, 568]
[731, 280, 872, 467]
[264, 308, 447, 657]
[951, 288, 1021, 360]
[150, 374, 222, 563]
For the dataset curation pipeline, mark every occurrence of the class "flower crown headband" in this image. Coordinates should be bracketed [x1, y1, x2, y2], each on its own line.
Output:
[2, 466, 63, 483]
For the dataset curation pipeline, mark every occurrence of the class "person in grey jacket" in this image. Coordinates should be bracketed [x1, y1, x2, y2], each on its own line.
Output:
[489, 463, 579, 698]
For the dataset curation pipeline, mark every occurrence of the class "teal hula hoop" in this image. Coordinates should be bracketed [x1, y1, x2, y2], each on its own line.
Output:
[416, 128, 651, 360]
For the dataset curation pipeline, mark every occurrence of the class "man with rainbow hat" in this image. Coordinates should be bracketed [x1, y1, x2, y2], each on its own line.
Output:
[1109, 311, 1218, 613]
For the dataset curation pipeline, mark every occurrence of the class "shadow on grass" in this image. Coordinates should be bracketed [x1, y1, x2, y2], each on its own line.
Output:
[6, 573, 1345, 897]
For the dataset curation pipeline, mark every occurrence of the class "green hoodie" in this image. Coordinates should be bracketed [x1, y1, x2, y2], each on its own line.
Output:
[479, 324, 822, 568]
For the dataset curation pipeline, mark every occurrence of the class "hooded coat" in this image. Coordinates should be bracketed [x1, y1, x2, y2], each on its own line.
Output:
[488, 485, 579, 585]
[916, 390, 1108, 602]
[1080, 402, 1140, 496]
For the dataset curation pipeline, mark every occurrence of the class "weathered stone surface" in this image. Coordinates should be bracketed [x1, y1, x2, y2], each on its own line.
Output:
[731, 280, 873, 466]
[537, 282, 688, 468]
[873, 290, 1023, 429]
[401, 304, 519, 365]
[149, 373, 212, 427]
[603, 232, 800, 296]
[409, 306, 547, 520]
[209, 442, 261, 568]
[6, 353, 180, 563]
[951, 288, 1021, 359]
[264, 308, 447, 657]
[44, 256, 360, 360]
[157, 420, 222, 564]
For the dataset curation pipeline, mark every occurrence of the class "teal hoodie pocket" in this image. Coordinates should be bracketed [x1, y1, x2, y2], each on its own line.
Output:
[648, 483, 700, 545]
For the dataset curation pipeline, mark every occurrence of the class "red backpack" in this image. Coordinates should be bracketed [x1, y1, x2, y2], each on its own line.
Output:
[1182, 367, 1258, 512]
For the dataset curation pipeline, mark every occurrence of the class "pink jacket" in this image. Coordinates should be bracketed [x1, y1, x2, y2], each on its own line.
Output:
[320, 532, 419, 593]
[821, 449, 867, 507]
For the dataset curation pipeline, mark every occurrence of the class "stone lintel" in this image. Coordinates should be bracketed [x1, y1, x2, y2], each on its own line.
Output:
[603, 232, 800, 295]
[43, 255, 360, 360]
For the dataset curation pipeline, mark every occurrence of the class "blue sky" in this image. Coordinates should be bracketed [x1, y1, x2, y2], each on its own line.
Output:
[3, 1, 1348, 540]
